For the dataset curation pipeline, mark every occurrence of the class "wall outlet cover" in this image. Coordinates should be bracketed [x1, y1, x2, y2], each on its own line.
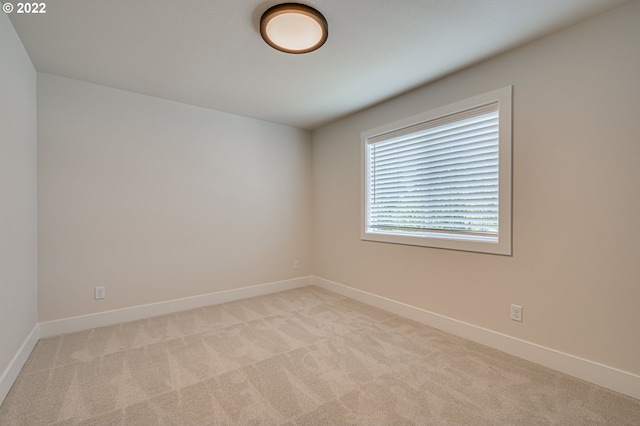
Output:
[95, 286, 105, 300]
[511, 304, 523, 322]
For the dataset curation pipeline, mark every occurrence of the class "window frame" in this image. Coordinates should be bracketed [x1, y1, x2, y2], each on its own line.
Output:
[361, 86, 513, 255]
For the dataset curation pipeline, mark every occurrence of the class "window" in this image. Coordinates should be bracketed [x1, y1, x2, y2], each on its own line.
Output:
[361, 86, 512, 255]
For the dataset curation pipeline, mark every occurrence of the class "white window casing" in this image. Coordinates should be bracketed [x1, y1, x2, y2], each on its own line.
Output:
[361, 86, 512, 255]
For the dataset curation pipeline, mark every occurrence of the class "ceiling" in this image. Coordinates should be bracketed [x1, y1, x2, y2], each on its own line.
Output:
[8, 0, 628, 130]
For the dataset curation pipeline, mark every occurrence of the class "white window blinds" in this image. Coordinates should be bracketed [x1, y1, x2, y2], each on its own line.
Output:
[365, 103, 500, 239]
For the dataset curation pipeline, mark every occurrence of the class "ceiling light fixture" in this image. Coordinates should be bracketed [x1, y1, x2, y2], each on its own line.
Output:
[260, 3, 328, 54]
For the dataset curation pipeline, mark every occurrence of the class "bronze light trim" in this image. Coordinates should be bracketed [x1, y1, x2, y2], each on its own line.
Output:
[260, 3, 328, 54]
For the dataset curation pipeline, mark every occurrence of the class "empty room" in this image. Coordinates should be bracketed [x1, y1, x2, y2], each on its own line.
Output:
[1, 0, 640, 424]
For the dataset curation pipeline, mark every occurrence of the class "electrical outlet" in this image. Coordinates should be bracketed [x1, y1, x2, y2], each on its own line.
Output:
[511, 304, 523, 322]
[95, 286, 105, 300]
[293, 260, 299, 270]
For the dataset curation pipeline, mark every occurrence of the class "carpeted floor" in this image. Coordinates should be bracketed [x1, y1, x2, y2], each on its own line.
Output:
[1, 286, 639, 425]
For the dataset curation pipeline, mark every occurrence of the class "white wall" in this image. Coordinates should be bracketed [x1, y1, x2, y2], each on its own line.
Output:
[312, 1, 640, 376]
[0, 13, 38, 393]
[37, 73, 312, 321]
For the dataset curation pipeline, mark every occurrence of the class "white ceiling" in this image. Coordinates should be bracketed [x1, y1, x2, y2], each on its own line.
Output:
[9, 0, 628, 129]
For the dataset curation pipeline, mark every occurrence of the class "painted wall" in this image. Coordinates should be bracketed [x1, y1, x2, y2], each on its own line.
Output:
[312, 1, 640, 375]
[37, 73, 312, 321]
[0, 14, 38, 380]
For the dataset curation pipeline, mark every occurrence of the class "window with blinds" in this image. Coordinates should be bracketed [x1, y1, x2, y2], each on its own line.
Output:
[361, 86, 512, 255]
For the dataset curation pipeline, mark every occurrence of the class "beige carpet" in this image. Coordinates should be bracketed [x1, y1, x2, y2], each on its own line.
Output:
[1, 286, 639, 425]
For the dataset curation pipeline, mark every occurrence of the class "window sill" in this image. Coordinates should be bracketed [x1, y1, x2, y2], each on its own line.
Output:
[361, 230, 512, 255]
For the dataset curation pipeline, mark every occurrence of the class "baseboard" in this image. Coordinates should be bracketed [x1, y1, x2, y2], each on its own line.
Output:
[0, 323, 40, 406]
[15, 275, 640, 402]
[39, 276, 313, 338]
[313, 276, 640, 401]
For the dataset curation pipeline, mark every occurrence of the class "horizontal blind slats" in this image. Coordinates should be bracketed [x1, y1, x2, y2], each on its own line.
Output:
[367, 105, 500, 236]
[368, 103, 499, 144]
[372, 120, 499, 156]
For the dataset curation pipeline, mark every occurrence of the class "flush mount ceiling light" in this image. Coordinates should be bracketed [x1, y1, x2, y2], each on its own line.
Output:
[260, 3, 328, 54]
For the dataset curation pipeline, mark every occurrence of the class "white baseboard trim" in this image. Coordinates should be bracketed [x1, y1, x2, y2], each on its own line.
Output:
[0, 323, 40, 406]
[40, 276, 313, 338]
[11, 276, 639, 402]
[313, 276, 640, 401]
